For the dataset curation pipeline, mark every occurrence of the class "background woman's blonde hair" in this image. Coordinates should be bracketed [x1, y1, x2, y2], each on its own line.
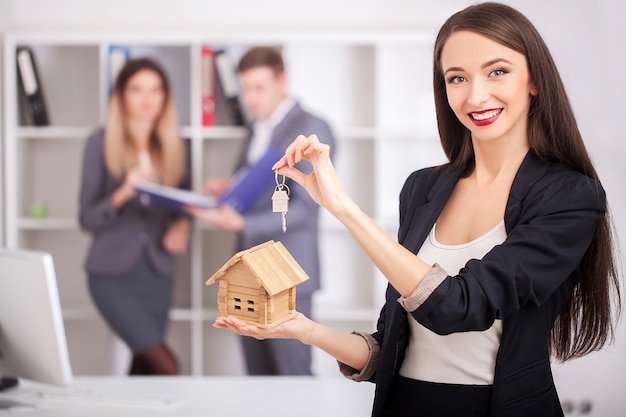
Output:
[104, 57, 185, 187]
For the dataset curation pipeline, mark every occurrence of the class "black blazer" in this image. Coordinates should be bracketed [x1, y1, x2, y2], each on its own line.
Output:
[368, 151, 605, 417]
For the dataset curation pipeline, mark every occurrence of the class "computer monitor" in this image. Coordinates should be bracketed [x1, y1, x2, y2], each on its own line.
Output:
[0, 248, 73, 388]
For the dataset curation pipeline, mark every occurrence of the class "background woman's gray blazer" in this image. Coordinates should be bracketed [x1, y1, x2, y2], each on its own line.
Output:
[79, 129, 190, 277]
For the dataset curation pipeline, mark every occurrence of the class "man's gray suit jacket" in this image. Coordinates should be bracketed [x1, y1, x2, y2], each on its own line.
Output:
[235, 102, 336, 296]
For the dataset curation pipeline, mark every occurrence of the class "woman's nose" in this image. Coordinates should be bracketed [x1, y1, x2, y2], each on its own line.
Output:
[467, 78, 490, 106]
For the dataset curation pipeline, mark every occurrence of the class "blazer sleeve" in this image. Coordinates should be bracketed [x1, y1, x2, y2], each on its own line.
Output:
[412, 173, 606, 335]
[78, 131, 120, 233]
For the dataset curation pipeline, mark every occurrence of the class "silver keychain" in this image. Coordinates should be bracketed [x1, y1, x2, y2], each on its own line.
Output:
[272, 171, 290, 233]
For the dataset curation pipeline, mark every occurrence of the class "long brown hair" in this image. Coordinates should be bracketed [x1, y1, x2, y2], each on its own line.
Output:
[433, 2, 621, 360]
[104, 57, 184, 187]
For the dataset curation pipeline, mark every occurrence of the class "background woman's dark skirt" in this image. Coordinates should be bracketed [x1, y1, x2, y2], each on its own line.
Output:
[88, 249, 173, 355]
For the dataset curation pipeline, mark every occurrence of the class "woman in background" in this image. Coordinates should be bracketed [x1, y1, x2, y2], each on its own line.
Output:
[79, 58, 190, 375]
[215, 3, 621, 416]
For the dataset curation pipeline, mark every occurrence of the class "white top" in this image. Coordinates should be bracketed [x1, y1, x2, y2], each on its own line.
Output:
[138, 150, 152, 172]
[399, 220, 506, 384]
[246, 97, 296, 164]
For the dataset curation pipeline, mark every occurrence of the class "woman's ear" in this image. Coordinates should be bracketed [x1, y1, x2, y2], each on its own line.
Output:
[530, 83, 538, 96]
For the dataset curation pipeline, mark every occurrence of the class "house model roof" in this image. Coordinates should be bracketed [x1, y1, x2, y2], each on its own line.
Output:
[205, 240, 309, 296]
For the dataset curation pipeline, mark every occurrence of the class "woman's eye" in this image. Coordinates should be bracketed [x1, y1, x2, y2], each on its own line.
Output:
[446, 75, 465, 84]
[490, 68, 508, 77]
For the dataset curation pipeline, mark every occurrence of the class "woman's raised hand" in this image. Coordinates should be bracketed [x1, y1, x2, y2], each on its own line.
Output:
[272, 134, 353, 217]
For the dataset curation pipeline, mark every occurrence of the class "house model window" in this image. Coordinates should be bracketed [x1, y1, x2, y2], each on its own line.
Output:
[205, 240, 309, 328]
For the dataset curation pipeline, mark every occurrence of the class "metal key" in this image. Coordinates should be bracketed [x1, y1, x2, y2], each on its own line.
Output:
[272, 172, 290, 233]
[272, 186, 289, 233]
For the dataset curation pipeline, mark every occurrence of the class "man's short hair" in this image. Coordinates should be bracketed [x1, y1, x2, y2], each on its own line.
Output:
[237, 46, 284, 76]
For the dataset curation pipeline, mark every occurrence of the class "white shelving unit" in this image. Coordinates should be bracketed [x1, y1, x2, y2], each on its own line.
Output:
[2, 30, 447, 376]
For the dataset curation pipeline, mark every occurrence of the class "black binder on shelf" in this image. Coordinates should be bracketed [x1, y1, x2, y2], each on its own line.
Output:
[16, 47, 49, 126]
[214, 49, 246, 126]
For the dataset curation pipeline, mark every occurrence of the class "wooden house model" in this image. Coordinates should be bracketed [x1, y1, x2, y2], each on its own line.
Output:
[205, 240, 309, 328]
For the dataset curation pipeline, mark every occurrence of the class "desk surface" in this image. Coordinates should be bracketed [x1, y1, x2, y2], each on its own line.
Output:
[0, 376, 376, 417]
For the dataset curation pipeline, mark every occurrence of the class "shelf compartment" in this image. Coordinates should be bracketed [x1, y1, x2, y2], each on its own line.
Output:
[18, 230, 91, 311]
[15, 44, 100, 127]
[17, 138, 85, 219]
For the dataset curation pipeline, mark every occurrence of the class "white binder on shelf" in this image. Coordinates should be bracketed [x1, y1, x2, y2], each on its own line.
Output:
[214, 49, 246, 126]
[107, 45, 130, 94]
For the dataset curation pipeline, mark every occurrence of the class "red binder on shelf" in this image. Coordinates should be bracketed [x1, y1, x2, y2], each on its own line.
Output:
[201, 46, 216, 126]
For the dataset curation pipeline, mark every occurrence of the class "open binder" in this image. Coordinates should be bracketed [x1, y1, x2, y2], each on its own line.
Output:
[136, 182, 217, 212]
[136, 145, 283, 214]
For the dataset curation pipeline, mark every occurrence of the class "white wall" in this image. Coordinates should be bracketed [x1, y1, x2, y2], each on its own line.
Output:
[2, 0, 625, 415]
[0, 0, 462, 31]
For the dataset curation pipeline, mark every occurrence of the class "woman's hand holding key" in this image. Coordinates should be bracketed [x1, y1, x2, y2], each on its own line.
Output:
[272, 134, 355, 219]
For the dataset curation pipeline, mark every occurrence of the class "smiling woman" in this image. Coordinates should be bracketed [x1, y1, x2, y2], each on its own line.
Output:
[212, 3, 622, 417]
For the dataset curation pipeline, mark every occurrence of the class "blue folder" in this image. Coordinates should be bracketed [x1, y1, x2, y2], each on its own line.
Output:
[218, 145, 283, 213]
[135, 182, 217, 212]
[135, 145, 283, 214]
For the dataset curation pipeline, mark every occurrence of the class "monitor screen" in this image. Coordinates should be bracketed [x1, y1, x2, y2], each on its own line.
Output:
[0, 248, 73, 387]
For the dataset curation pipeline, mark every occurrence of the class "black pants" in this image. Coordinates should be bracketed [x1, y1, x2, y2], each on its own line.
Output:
[382, 376, 492, 417]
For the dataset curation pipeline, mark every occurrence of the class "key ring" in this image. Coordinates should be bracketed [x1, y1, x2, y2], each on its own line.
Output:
[274, 171, 290, 194]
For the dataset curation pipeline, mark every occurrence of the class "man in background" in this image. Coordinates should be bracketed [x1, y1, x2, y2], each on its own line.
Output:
[190, 46, 336, 375]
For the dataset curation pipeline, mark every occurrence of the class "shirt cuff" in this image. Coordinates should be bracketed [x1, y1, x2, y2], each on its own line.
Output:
[397, 263, 448, 312]
[337, 331, 380, 382]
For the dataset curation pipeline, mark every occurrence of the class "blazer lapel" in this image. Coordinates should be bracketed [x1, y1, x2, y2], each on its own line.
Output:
[401, 151, 551, 253]
[269, 102, 303, 150]
[400, 166, 463, 255]
[504, 151, 550, 232]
